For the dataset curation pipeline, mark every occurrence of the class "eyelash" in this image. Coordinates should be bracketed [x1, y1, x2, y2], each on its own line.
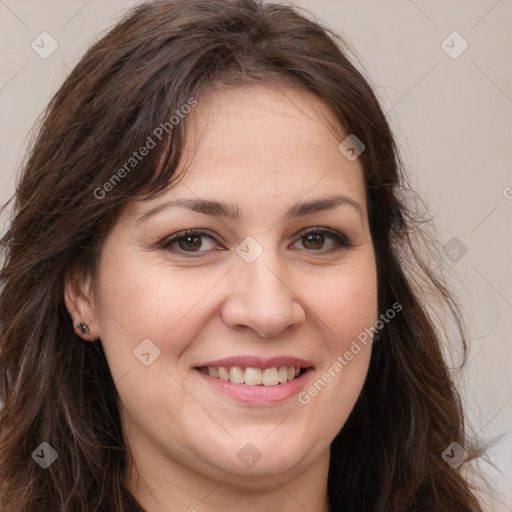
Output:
[159, 227, 354, 256]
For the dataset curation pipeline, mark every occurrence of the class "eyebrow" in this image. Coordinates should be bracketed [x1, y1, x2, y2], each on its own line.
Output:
[136, 194, 363, 223]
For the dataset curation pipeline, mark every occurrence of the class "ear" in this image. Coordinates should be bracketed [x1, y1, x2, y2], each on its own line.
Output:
[63, 270, 100, 341]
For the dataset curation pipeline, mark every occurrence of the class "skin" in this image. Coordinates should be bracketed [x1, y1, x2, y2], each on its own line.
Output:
[64, 84, 378, 512]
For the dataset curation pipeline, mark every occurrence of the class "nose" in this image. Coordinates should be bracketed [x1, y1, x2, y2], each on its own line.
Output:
[221, 250, 305, 338]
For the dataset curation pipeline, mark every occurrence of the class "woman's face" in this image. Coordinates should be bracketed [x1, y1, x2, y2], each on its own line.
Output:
[69, 85, 377, 488]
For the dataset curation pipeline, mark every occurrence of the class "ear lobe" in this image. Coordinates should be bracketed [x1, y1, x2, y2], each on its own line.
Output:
[63, 271, 99, 341]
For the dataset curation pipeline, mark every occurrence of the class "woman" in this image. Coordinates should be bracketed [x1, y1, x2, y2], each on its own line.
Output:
[0, 0, 484, 510]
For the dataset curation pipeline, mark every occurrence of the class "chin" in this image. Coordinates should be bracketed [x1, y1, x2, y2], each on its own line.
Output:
[197, 428, 317, 478]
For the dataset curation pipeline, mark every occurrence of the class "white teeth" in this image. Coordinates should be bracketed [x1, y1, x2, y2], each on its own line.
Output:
[201, 365, 305, 386]
[244, 367, 262, 386]
[278, 366, 288, 384]
[218, 366, 230, 381]
[262, 367, 279, 386]
[229, 366, 245, 384]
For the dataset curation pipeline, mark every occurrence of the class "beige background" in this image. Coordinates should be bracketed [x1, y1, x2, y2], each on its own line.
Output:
[1, 0, 511, 510]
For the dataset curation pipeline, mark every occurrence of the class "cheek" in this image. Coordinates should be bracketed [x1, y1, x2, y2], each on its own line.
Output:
[95, 268, 170, 340]
[93, 256, 223, 422]
[294, 263, 376, 454]
[94, 252, 224, 365]
[332, 280, 378, 345]
[304, 261, 378, 351]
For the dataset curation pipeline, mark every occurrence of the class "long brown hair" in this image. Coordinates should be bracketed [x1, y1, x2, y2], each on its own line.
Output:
[0, 0, 484, 510]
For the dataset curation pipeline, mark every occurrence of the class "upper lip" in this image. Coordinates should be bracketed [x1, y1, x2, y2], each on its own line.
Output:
[196, 355, 314, 369]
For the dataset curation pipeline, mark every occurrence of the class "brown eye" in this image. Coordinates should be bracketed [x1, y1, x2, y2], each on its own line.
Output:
[302, 232, 325, 250]
[177, 235, 203, 252]
[161, 230, 219, 254]
[293, 228, 353, 252]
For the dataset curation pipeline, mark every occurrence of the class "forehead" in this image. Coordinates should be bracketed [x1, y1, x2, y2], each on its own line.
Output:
[126, 84, 367, 220]
[185, 84, 344, 162]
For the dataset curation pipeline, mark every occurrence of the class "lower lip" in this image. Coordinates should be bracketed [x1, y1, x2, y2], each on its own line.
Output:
[195, 368, 313, 404]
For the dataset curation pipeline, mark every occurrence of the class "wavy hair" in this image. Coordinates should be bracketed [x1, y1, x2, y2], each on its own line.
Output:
[0, 0, 483, 510]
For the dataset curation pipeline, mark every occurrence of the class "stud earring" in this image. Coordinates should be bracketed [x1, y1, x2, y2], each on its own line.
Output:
[76, 322, 89, 335]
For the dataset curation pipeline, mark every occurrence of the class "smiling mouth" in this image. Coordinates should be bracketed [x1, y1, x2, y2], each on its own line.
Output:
[196, 365, 308, 386]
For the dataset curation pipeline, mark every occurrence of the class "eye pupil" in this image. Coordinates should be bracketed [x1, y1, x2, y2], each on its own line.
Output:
[303, 233, 324, 250]
[179, 235, 202, 251]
